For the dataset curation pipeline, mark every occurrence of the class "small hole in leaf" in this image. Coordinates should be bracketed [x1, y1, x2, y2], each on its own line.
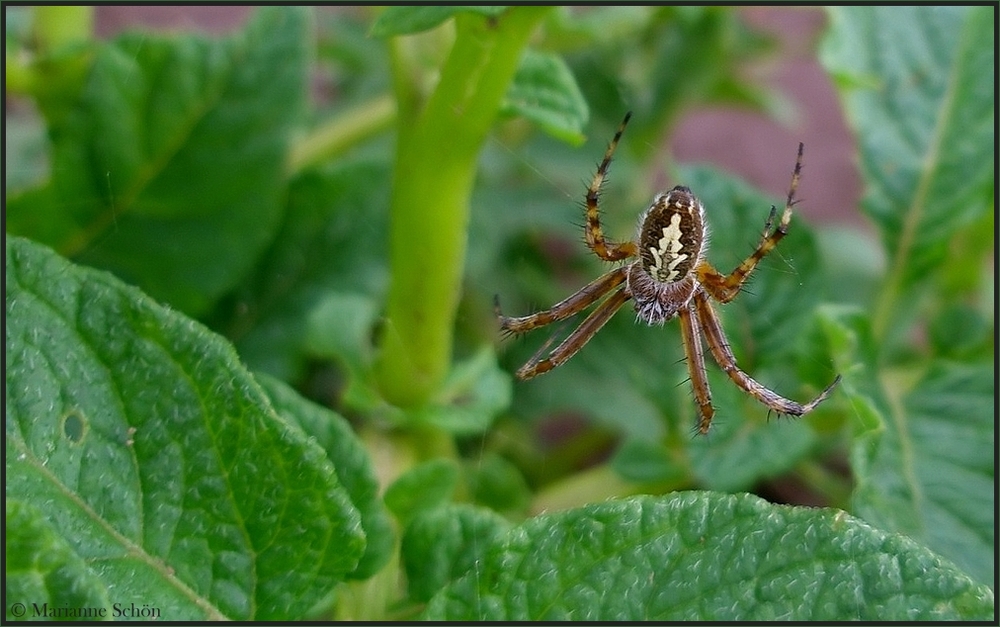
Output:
[61, 410, 87, 444]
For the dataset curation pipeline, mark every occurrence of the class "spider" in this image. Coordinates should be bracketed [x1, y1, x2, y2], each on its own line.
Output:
[495, 112, 841, 434]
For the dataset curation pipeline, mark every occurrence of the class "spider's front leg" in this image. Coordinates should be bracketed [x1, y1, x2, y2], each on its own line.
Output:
[697, 142, 805, 303]
[584, 112, 639, 262]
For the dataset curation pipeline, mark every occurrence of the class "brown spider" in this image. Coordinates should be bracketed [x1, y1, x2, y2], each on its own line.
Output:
[495, 112, 840, 434]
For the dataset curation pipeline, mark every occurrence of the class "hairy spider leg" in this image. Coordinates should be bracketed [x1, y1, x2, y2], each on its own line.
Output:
[496, 267, 628, 334]
[692, 289, 840, 417]
[514, 288, 632, 380]
[696, 142, 805, 304]
[584, 112, 639, 262]
[678, 304, 715, 434]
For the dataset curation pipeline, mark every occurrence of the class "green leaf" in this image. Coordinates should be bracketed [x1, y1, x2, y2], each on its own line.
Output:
[851, 362, 995, 587]
[6, 499, 111, 621]
[810, 304, 885, 439]
[819, 6, 994, 339]
[501, 49, 589, 145]
[611, 438, 687, 484]
[402, 504, 511, 603]
[928, 301, 993, 360]
[687, 370, 818, 492]
[423, 492, 994, 620]
[5, 235, 365, 620]
[384, 459, 460, 525]
[7, 6, 312, 317]
[410, 346, 513, 435]
[811, 305, 993, 586]
[369, 6, 507, 38]
[564, 7, 776, 148]
[254, 373, 394, 580]
[465, 453, 532, 516]
[224, 159, 392, 383]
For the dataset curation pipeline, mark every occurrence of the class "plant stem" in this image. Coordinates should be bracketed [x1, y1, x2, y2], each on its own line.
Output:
[375, 8, 550, 408]
[33, 6, 93, 52]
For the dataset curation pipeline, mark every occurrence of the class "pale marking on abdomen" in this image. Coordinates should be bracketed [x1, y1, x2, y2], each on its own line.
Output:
[648, 213, 688, 282]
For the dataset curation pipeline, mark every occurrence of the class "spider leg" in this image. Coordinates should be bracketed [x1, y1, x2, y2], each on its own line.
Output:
[692, 288, 840, 416]
[584, 112, 639, 262]
[696, 142, 805, 303]
[514, 287, 631, 380]
[678, 303, 715, 434]
[496, 266, 628, 334]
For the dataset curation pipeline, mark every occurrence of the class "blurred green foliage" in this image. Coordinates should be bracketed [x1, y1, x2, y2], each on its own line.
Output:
[5, 5, 993, 621]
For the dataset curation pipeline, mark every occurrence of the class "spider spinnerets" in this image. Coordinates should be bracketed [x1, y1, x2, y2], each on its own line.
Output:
[495, 111, 841, 434]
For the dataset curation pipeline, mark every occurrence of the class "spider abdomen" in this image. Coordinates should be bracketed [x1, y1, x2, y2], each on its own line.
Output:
[638, 187, 705, 285]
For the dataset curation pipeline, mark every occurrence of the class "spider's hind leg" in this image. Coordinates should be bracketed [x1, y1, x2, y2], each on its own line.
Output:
[679, 303, 715, 434]
[692, 289, 839, 418]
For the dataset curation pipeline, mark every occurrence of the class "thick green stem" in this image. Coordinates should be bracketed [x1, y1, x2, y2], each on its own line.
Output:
[33, 6, 93, 51]
[376, 8, 550, 408]
[7, 6, 93, 97]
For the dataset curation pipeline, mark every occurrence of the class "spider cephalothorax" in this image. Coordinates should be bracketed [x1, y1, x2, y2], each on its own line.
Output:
[495, 112, 840, 434]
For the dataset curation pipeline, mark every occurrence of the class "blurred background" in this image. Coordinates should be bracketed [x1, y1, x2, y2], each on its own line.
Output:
[85, 5, 863, 226]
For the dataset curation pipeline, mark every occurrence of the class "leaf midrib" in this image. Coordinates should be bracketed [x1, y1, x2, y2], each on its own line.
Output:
[60, 41, 235, 259]
[871, 7, 969, 341]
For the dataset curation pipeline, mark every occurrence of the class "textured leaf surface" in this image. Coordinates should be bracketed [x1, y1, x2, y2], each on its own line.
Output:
[813, 305, 994, 588]
[254, 373, 394, 580]
[423, 492, 994, 621]
[402, 504, 511, 603]
[852, 363, 994, 587]
[5, 500, 111, 621]
[501, 49, 589, 145]
[5, 236, 365, 620]
[819, 6, 994, 298]
[7, 7, 311, 317]
[384, 459, 460, 525]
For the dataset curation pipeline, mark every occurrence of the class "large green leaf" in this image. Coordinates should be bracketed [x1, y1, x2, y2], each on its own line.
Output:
[423, 492, 994, 620]
[812, 305, 994, 588]
[7, 6, 312, 317]
[402, 504, 511, 603]
[224, 159, 392, 383]
[852, 362, 994, 587]
[5, 500, 111, 621]
[254, 373, 394, 581]
[5, 236, 365, 620]
[819, 6, 994, 339]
